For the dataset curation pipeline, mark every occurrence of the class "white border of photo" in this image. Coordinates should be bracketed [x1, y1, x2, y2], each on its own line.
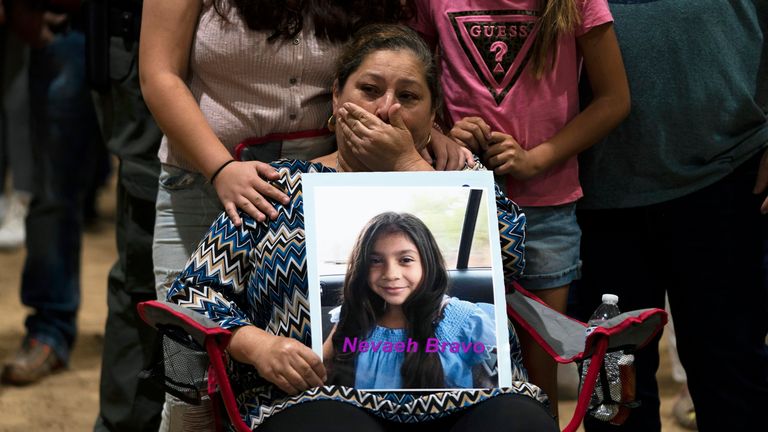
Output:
[303, 170, 512, 390]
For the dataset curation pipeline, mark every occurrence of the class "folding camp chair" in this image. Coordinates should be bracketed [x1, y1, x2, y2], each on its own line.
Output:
[138, 283, 666, 432]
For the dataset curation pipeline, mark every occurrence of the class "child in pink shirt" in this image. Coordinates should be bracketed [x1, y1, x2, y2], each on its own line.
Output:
[411, 0, 629, 415]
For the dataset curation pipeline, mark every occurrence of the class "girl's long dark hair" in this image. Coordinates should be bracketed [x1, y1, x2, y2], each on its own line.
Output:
[214, 0, 414, 42]
[329, 212, 448, 389]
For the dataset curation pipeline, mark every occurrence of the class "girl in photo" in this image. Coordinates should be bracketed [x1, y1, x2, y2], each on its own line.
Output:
[324, 212, 498, 389]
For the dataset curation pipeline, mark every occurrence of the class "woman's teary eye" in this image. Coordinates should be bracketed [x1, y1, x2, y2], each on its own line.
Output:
[360, 84, 379, 96]
[400, 256, 415, 264]
[370, 256, 382, 265]
[397, 92, 420, 104]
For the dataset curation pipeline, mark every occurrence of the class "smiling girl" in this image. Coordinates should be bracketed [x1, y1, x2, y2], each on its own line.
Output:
[324, 212, 499, 389]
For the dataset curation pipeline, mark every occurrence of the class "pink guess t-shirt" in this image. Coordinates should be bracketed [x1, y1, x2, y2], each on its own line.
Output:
[412, 0, 612, 206]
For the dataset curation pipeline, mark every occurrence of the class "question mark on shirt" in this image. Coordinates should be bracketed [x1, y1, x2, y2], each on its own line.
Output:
[490, 41, 508, 75]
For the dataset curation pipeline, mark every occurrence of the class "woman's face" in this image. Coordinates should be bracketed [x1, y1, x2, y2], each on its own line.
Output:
[333, 49, 435, 150]
[367, 231, 424, 307]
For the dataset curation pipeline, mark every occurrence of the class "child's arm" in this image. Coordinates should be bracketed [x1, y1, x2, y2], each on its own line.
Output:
[139, 0, 288, 226]
[485, 23, 630, 179]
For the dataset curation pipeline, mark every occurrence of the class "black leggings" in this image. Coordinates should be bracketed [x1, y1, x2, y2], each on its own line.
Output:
[257, 394, 558, 432]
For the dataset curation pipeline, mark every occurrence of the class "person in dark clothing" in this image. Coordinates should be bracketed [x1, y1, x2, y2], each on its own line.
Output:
[87, 0, 164, 429]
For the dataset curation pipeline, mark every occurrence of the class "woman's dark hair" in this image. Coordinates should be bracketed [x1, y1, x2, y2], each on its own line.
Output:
[334, 23, 442, 112]
[214, 0, 414, 42]
[330, 212, 448, 389]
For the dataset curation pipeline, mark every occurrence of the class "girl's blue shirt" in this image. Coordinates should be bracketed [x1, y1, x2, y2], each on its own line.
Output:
[350, 297, 497, 389]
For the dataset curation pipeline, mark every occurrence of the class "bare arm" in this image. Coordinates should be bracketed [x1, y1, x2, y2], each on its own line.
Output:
[139, 0, 287, 225]
[486, 23, 630, 179]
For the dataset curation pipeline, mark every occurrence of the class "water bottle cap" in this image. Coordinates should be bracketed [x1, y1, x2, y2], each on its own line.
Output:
[602, 294, 619, 304]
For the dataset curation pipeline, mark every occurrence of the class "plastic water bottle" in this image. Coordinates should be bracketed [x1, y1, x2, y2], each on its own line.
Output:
[588, 294, 621, 330]
[581, 294, 623, 422]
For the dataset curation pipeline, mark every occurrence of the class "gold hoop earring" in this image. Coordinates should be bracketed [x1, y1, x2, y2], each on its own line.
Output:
[423, 133, 433, 148]
[327, 115, 337, 132]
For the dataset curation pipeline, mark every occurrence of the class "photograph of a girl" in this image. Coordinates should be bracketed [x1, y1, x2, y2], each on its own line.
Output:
[322, 212, 498, 390]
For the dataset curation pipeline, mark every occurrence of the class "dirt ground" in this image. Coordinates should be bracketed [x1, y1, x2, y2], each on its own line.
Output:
[0, 176, 690, 432]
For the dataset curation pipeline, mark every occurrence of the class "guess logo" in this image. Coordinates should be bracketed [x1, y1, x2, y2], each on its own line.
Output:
[448, 10, 539, 104]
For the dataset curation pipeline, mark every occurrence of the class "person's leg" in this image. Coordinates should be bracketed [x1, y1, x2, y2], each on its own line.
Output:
[0, 27, 33, 249]
[91, 30, 166, 430]
[152, 165, 222, 432]
[575, 206, 666, 432]
[152, 165, 221, 301]
[3, 31, 97, 384]
[448, 394, 558, 432]
[664, 295, 697, 430]
[516, 284, 568, 417]
[663, 153, 768, 432]
[94, 174, 164, 431]
[2, 29, 34, 197]
[398, 394, 557, 432]
[514, 203, 581, 416]
[258, 400, 388, 432]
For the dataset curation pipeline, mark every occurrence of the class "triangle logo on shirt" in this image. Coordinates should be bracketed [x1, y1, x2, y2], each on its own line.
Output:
[448, 10, 539, 105]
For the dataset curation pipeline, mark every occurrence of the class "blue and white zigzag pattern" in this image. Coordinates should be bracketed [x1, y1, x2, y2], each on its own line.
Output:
[167, 159, 539, 428]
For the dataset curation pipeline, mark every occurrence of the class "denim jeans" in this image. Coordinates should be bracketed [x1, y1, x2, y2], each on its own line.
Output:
[152, 164, 221, 301]
[152, 164, 221, 432]
[21, 30, 101, 363]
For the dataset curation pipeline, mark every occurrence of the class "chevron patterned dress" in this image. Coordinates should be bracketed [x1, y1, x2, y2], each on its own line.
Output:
[168, 159, 545, 429]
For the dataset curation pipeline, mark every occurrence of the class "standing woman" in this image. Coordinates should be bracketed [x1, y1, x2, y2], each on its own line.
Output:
[139, 2, 411, 429]
[139, 0, 411, 299]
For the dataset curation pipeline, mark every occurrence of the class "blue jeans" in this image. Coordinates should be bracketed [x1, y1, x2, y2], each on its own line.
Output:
[152, 164, 221, 432]
[152, 164, 221, 301]
[518, 203, 582, 290]
[21, 31, 100, 363]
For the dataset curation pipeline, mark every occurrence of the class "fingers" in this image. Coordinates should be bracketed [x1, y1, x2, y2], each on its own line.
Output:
[439, 139, 461, 171]
[214, 162, 291, 223]
[338, 115, 366, 157]
[238, 194, 271, 222]
[461, 146, 475, 167]
[224, 203, 242, 227]
[293, 347, 327, 386]
[270, 341, 326, 394]
[451, 117, 491, 152]
[483, 141, 506, 159]
[251, 162, 289, 202]
[419, 147, 434, 165]
[387, 103, 408, 131]
[445, 142, 466, 171]
[340, 102, 381, 131]
[431, 135, 448, 170]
